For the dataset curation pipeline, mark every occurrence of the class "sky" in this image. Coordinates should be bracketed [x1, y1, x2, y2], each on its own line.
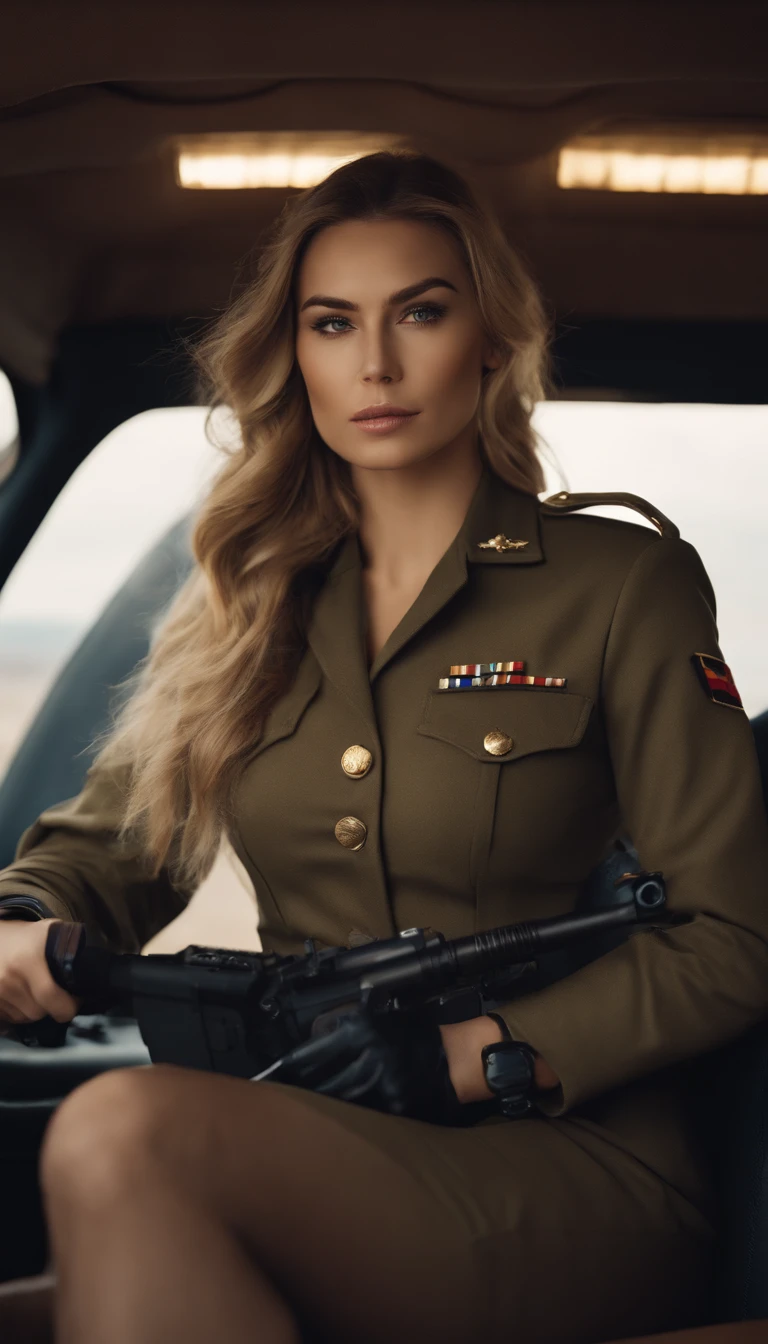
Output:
[0, 387, 766, 715]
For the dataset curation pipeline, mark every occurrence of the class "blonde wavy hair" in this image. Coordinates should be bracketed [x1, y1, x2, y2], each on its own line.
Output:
[89, 149, 556, 894]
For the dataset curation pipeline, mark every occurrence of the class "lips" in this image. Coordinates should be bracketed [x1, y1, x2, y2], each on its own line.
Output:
[351, 405, 417, 420]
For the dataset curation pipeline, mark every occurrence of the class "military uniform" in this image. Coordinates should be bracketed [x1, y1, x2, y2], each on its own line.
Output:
[2, 463, 768, 1343]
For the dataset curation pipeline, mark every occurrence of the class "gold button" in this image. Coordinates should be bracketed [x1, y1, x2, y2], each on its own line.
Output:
[334, 816, 367, 850]
[341, 745, 372, 778]
[483, 730, 514, 756]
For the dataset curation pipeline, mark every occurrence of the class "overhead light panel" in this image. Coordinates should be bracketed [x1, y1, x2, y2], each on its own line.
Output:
[175, 132, 405, 189]
[557, 129, 768, 194]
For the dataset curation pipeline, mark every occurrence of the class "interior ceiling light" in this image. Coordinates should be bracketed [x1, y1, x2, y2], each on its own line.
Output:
[175, 131, 406, 189]
[557, 129, 768, 194]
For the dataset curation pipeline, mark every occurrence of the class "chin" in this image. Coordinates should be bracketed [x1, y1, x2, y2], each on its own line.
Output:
[329, 445, 413, 471]
[336, 433, 453, 474]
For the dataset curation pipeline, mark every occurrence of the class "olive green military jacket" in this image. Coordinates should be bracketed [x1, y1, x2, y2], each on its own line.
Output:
[2, 464, 768, 1171]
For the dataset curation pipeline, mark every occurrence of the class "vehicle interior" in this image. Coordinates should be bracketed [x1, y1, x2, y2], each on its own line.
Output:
[0, 3, 767, 1338]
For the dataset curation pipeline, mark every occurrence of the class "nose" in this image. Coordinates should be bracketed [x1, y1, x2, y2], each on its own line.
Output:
[358, 330, 403, 386]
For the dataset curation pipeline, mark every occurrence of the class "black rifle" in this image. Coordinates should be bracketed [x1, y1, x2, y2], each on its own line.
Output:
[19, 870, 683, 1109]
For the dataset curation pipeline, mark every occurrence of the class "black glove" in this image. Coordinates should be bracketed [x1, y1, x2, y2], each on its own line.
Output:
[256, 1006, 475, 1126]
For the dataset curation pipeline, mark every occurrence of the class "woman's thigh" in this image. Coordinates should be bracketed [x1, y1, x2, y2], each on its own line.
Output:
[40, 1065, 487, 1344]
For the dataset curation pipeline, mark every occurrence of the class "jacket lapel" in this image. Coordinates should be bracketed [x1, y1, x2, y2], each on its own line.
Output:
[306, 464, 546, 704]
[305, 531, 378, 733]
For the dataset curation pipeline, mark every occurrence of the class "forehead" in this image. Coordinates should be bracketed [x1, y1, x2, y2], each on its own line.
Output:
[296, 218, 464, 294]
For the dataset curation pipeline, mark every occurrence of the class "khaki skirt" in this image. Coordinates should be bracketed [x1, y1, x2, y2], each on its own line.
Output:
[275, 1081, 715, 1344]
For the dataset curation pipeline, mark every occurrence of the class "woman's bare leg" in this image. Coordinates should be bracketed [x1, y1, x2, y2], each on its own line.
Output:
[46, 1166, 299, 1344]
[40, 1067, 301, 1344]
[40, 1064, 482, 1344]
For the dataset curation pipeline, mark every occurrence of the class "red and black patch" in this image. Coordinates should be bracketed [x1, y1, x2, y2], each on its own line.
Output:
[691, 652, 744, 710]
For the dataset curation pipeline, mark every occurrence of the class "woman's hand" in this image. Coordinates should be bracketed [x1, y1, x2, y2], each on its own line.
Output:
[262, 1006, 468, 1125]
[0, 918, 80, 1029]
[262, 1007, 561, 1123]
[439, 1016, 560, 1104]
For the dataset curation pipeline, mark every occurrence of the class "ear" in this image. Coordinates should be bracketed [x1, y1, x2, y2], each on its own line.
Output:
[482, 344, 502, 374]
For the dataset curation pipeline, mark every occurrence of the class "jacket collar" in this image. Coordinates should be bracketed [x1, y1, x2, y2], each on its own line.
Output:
[306, 463, 544, 726]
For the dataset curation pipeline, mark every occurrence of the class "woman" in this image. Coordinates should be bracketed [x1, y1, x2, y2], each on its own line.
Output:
[1, 149, 767, 1344]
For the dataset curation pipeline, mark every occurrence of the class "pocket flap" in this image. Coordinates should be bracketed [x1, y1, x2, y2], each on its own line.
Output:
[418, 687, 593, 762]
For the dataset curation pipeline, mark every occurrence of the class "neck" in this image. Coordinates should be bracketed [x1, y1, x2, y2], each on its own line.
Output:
[352, 442, 484, 588]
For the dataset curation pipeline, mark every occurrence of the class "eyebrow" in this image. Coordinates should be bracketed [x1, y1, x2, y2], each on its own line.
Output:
[299, 275, 459, 314]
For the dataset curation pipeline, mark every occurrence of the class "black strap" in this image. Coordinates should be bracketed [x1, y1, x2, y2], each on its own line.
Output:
[0, 894, 57, 921]
[486, 1010, 513, 1042]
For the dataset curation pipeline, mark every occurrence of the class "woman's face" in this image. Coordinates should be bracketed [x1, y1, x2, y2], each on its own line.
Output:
[294, 217, 500, 476]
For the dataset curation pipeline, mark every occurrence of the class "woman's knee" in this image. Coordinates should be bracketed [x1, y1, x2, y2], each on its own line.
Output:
[40, 1064, 183, 1206]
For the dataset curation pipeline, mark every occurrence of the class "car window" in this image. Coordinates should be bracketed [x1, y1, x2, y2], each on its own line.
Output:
[0, 404, 261, 952]
[0, 399, 765, 952]
[5, 399, 764, 778]
[0, 406, 233, 775]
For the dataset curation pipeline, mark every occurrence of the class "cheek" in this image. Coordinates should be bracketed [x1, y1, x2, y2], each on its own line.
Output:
[423, 338, 483, 409]
[296, 343, 343, 411]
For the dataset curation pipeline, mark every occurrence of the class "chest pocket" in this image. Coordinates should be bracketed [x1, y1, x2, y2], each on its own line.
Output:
[417, 687, 593, 761]
[417, 687, 595, 895]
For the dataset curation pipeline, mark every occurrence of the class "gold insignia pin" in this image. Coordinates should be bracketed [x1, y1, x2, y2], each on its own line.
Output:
[477, 533, 529, 552]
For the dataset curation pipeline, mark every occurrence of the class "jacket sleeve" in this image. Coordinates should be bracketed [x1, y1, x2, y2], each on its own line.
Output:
[496, 534, 768, 1117]
[0, 756, 192, 952]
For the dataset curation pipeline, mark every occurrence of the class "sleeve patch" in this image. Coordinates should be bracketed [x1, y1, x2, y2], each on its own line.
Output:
[691, 652, 744, 710]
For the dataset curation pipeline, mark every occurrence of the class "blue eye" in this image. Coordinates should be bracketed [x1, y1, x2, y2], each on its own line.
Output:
[309, 302, 447, 336]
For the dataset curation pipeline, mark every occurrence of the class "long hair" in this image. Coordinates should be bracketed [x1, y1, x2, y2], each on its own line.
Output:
[88, 149, 556, 894]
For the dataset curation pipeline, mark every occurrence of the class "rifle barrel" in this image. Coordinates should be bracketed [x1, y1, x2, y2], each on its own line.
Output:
[450, 877, 672, 976]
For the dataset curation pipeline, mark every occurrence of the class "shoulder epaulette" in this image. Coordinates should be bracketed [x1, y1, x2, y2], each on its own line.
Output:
[539, 490, 679, 539]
